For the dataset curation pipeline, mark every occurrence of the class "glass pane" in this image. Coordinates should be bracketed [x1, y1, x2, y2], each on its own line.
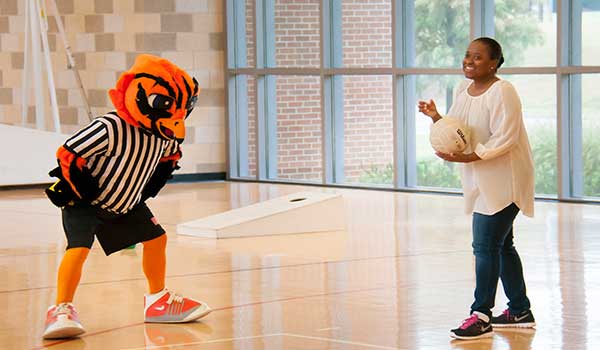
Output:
[414, 75, 463, 189]
[245, 0, 255, 67]
[506, 74, 557, 196]
[275, 0, 320, 67]
[582, 1, 600, 65]
[494, 0, 556, 67]
[342, 0, 392, 67]
[342, 75, 393, 186]
[582, 74, 600, 197]
[275, 76, 322, 181]
[414, 0, 470, 68]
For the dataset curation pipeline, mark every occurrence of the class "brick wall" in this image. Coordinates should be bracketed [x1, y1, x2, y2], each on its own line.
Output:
[0, 0, 226, 175]
[270, 0, 393, 182]
[275, 0, 320, 68]
[276, 75, 321, 181]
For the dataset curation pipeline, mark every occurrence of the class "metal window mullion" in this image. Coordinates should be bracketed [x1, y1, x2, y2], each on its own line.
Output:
[321, 0, 330, 184]
[255, 0, 278, 180]
[392, 0, 402, 188]
[264, 0, 277, 179]
[470, 0, 494, 39]
[557, 0, 571, 199]
[225, 0, 237, 178]
[392, 0, 417, 188]
[229, 66, 600, 75]
[227, 76, 238, 178]
[256, 75, 268, 179]
[322, 0, 344, 184]
[570, 0, 583, 197]
[321, 77, 332, 184]
[266, 75, 278, 179]
[226, 0, 250, 178]
[255, 0, 266, 179]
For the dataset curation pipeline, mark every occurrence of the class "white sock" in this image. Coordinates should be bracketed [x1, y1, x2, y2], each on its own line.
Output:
[145, 288, 167, 306]
[473, 311, 490, 323]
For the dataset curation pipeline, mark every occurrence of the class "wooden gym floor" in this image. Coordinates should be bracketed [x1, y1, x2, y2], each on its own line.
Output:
[1, 181, 599, 350]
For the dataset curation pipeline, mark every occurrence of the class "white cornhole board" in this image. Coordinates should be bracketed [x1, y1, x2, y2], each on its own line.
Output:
[177, 191, 345, 238]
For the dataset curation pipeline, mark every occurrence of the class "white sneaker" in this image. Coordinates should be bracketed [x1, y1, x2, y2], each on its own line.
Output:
[43, 303, 85, 339]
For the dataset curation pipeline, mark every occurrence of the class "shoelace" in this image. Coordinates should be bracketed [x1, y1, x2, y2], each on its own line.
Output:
[502, 309, 511, 319]
[459, 314, 480, 330]
[53, 303, 72, 316]
[166, 291, 184, 305]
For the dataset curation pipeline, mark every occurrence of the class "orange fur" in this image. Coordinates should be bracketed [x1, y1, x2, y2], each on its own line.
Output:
[108, 54, 199, 142]
[56, 146, 87, 198]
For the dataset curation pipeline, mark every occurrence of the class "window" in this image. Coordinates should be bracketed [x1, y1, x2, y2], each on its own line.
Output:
[342, 0, 392, 67]
[494, 0, 556, 67]
[342, 75, 393, 186]
[275, 0, 320, 68]
[275, 75, 322, 182]
[226, 0, 600, 203]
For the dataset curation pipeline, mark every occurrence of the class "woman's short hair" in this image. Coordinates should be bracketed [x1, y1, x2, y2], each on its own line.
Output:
[474, 37, 504, 68]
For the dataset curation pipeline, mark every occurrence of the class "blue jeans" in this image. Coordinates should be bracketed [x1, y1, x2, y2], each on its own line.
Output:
[470, 203, 531, 318]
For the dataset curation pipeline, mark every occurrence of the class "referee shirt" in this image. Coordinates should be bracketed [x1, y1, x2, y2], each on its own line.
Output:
[63, 112, 180, 214]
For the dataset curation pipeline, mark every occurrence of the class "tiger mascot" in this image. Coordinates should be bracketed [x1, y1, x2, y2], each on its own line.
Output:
[42, 55, 211, 339]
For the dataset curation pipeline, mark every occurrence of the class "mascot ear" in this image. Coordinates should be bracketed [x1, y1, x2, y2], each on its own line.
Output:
[109, 72, 138, 125]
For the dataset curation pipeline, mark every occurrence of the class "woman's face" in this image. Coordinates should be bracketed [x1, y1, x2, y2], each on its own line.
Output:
[462, 41, 497, 81]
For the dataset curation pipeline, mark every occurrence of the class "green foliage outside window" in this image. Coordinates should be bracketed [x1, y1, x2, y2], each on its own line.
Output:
[359, 124, 600, 197]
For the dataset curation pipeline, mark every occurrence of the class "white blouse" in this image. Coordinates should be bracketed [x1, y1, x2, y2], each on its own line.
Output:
[446, 79, 535, 217]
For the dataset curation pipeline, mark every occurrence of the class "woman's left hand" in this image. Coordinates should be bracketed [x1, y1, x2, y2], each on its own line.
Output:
[435, 152, 480, 163]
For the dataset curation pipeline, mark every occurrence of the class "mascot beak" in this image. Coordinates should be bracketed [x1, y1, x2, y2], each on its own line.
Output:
[157, 111, 186, 143]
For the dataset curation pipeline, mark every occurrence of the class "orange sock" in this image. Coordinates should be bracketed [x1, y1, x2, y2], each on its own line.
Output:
[142, 234, 167, 294]
[56, 247, 90, 305]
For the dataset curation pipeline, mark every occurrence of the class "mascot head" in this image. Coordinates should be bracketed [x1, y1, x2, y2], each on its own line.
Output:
[109, 54, 199, 143]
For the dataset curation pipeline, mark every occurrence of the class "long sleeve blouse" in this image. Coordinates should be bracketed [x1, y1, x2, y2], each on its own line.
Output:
[447, 79, 535, 217]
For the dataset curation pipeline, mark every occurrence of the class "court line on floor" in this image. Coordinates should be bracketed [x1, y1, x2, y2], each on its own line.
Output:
[119, 332, 405, 350]
[281, 333, 405, 350]
[2, 249, 469, 294]
[121, 333, 281, 350]
[33, 279, 467, 350]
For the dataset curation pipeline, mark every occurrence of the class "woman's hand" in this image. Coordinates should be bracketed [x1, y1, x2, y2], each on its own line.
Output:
[418, 99, 442, 122]
[435, 151, 481, 163]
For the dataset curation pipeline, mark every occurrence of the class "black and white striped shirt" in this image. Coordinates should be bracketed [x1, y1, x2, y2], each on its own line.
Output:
[64, 112, 180, 214]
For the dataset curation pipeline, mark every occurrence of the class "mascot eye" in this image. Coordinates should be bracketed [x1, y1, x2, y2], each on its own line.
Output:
[185, 95, 198, 118]
[147, 94, 174, 109]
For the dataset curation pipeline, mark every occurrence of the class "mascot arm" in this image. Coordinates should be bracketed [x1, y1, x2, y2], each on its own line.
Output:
[141, 147, 182, 201]
[46, 120, 109, 207]
[46, 146, 99, 204]
[45, 146, 99, 207]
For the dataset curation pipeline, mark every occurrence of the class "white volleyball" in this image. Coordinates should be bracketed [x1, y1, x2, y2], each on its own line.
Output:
[429, 117, 470, 154]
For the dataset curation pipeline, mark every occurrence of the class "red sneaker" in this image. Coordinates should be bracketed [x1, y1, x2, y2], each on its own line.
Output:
[144, 289, 211, 323]
[43, 303, 85, 339]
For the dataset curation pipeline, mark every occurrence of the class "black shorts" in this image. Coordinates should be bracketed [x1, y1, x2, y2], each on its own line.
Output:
[61, 202, 165, 256]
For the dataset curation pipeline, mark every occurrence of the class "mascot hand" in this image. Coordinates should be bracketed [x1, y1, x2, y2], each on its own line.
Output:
[141, 161, 179, 201]
[68, 161, 100, 201]
[45, 167, 77, 207]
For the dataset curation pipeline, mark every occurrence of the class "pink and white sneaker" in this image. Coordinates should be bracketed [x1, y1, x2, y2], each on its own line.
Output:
[144, 289, 211, 323]
[43, 303, 85, 339]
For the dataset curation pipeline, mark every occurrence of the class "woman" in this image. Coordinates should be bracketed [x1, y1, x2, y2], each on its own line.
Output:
[418, 37, 536, 340]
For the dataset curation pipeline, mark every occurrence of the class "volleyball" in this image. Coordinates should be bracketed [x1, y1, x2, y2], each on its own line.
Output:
[429, 117, 470, 154]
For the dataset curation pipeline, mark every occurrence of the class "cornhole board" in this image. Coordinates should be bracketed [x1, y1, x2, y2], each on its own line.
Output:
[177, 191, 345, 238]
